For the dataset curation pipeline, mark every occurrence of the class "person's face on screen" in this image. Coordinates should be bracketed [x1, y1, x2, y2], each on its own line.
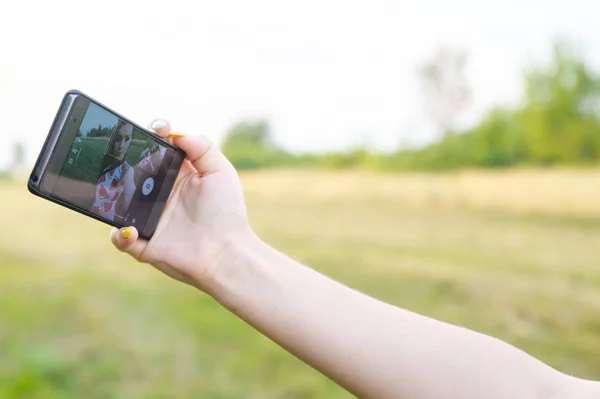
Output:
[111, 123, 133, 160]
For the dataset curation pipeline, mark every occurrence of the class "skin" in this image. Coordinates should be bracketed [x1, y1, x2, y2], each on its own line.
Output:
[110, 120, 600, 399]
[111, 124, 134, 160]
[149, 146, 163, 172]
[95, 123, 136, 221]
[140, 145, 162, 174]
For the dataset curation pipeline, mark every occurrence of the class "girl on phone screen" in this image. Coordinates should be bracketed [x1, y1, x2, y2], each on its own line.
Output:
[91, 120, 136, 222]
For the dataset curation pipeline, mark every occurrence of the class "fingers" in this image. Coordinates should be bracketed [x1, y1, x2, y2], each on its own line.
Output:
[110, 226, 148, 259]
[147, 118, 233, 175]
[172, 134, 233, 175]
[148, 119, 172, 139]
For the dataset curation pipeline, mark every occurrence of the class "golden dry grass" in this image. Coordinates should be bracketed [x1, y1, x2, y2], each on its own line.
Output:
[241, 168, 600, 218]
[0, 168, 599, 398]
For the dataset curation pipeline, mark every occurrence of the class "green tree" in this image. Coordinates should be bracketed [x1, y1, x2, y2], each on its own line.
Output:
[396, 38, 600, 170]
[87, 126, 114, 138]
[220, 120, 294, 169]
[518, 40, 600, 164]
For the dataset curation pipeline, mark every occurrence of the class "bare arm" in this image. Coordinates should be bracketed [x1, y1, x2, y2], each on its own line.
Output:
[202, 235, 595, 399]
[111, 126, 599, 399]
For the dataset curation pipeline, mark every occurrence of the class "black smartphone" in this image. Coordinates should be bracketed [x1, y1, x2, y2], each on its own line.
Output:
[28, 90, 186, 239]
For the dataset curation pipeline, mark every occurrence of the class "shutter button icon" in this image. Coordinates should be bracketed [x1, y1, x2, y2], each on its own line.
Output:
[142, 177, 154, 196]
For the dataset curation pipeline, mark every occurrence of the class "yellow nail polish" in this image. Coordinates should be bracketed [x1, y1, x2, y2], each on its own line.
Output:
[122, 227, 132, 239]
[168, 132, 186, 137]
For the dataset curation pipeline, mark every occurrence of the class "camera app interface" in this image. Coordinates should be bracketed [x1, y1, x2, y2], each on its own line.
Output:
[52, 102, 174, 231]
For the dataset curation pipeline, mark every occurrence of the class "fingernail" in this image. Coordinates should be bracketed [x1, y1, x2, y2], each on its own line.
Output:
[168, 132, 186, 137]
[122, 227, 132, 239]
[152, 119, 167, 130]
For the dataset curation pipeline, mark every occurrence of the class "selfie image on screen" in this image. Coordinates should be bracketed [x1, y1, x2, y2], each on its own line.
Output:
[54, 102, 172, 230]
[136, 141, 167, 175]
[89, 119, 138, 222]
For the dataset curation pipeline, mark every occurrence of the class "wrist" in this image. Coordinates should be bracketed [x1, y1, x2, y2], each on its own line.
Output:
[194, 227, 266, 296]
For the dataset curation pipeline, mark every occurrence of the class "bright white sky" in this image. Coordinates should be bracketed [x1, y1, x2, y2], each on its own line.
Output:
[0, 0, 598, 169]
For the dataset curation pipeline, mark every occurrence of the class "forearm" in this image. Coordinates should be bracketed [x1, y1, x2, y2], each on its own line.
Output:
[202, 236, 566, 399]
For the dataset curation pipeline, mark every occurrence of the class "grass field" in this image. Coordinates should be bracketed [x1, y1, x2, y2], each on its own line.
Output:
[1, 168, 600, 398]
[61, 137, 150, 184]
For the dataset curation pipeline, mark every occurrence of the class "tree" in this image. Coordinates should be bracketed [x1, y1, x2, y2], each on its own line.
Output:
[418, 46, 471, 137]
[11, 141, 26, 170]
[220, 119, 293, 169]
[221, 120, 274, 149]
[394, 38, 600, 170]
[518, 39, 600, 164]
[87, 126, 114, 138]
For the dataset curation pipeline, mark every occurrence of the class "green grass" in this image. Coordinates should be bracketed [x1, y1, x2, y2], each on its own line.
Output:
[61, 138, 150, 184]
[1, 169, 600, 398]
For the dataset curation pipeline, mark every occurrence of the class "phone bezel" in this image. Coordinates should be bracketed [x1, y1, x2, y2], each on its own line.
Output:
[28, 89, 186, 239]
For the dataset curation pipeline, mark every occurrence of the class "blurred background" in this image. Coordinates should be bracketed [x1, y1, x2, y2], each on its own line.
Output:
[1, 0, 600, 397]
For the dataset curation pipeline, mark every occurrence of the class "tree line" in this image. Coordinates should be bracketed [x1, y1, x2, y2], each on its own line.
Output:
[221, 40, 600, 171]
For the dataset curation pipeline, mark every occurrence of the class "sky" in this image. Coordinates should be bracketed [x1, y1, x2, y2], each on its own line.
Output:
[0, 0, 598, 170]
[79, 103, 118, 136]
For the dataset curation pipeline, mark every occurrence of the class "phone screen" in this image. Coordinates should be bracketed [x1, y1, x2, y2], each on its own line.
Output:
[40, 97, 182, 237]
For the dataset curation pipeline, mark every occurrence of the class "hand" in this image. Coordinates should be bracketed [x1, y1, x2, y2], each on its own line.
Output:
[111, 119, 252, 290]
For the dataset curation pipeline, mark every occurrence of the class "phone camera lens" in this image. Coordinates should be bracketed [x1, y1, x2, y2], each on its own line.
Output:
[32, 175, 39, 183]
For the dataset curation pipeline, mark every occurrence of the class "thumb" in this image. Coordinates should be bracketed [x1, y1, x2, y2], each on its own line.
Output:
[171, 134, 233, 175]
[110, 226, 147, 260]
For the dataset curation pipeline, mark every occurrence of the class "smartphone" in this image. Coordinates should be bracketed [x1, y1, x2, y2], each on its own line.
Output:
[28, 90, 186, 239]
